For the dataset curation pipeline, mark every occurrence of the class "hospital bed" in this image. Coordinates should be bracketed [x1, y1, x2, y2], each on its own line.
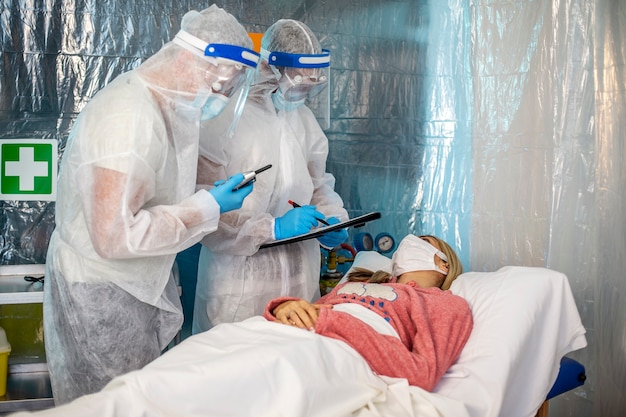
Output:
[12, 254, 587, 417]
[339, 251, 588, 417]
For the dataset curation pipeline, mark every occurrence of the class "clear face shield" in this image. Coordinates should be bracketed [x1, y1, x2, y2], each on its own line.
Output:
[173, 31, 259, 129]
[261, 48, 331, 129]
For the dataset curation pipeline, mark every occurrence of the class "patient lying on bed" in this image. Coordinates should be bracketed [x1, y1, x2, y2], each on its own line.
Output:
[265, 234, 473, 390]
[11, 234, 473, 417]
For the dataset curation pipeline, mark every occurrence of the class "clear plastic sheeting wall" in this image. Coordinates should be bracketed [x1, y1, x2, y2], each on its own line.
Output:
[465, 1, 625, 415]
[1, 1, 624, 415]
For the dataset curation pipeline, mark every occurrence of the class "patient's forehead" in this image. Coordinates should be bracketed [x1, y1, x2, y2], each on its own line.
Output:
[419, 235, 441, 251]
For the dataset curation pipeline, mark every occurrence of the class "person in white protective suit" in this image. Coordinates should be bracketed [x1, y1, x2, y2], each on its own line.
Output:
[43, 5, 260, 405]
[192, 19, 349, 333]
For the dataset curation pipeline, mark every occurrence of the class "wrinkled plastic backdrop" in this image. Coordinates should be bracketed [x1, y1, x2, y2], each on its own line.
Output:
[1, 0, 624, 415]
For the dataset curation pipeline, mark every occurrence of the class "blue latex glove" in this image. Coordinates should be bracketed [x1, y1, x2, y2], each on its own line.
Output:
[317, 217, 348, 249]
[209, 173, 253, 213]
[275, 206, 326, 240]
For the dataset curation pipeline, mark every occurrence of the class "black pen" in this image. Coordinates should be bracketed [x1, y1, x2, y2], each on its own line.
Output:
[288, 200, 330, 226]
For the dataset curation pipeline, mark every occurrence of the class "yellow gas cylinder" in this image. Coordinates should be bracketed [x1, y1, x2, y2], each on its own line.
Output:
[320, 250, 343, 295]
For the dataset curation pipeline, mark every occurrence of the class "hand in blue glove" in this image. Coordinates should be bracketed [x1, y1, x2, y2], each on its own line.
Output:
[317, 217, 348, 249]
[209, 173, 253, 213]
[275, 206, 326, 240]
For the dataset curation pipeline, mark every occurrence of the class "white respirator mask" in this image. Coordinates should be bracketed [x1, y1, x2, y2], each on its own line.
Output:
[391, 235, 449, 276]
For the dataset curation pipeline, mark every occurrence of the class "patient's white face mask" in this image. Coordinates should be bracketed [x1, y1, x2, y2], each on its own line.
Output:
[391, 235, 448, 277]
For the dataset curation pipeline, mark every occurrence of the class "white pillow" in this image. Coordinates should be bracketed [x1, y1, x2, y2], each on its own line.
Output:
[438, 266, 587, 417]
[339, 251, 392, 284]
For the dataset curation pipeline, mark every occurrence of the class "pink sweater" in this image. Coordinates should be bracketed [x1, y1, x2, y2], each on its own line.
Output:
[264, 282, 473, 391]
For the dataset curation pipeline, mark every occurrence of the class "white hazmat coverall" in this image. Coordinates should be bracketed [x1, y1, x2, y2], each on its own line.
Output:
[193, 92, 348, 332]
[43, 39, 238, 403]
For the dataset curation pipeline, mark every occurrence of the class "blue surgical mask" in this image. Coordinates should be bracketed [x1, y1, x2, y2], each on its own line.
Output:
[271, 90, 306, 112]
[176, 88, 211, 120]
[200, 94, 229, 120]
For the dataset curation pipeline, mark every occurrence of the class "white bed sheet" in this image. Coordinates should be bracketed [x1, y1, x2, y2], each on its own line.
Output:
[13, 256, 587, 417]
[13, 317, 470, 417]
[441, 266, 587, 417]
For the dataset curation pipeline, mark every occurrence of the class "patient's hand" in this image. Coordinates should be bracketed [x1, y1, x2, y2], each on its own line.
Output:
[273, 300, 331, 331]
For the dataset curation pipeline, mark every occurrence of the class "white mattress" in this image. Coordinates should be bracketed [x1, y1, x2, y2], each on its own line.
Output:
[441, 266, 587, 417]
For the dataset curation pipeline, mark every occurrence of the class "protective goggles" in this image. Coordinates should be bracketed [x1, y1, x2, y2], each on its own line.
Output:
[201, 65, 250, 98]
[277, 68, 328, 101]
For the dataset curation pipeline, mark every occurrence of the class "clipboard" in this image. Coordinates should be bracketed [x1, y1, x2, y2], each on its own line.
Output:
[260, 212, 381, 249]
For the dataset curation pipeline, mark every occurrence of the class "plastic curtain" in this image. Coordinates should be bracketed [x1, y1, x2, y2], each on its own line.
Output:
[1, 1, 624, 415]
[466, 1, 625, 415]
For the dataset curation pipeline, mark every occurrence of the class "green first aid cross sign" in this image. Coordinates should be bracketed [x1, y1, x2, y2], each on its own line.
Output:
[0, 139, 58, 201]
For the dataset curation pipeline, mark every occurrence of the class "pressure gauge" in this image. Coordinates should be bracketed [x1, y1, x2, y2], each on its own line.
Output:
[374, 233, 395, 254]
[353, 232, 374, 252]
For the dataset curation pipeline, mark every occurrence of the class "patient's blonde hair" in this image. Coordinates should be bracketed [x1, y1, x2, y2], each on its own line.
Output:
[345, 267, 392, 283]
[425, 235, 463, 290]
[345, 235, 463, 290]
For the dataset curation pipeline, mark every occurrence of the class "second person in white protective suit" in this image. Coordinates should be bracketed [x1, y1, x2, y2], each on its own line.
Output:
[193, 19, 349, 332]
[43, 6, 260, 405]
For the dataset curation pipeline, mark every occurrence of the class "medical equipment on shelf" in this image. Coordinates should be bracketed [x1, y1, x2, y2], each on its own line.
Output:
[353, 231, 396, 254]
[353, 232, 374, 252]
[374, 233, 395, 254]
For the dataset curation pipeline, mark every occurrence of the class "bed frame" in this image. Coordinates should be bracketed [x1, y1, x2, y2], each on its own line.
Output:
[535, 357, 586, 417]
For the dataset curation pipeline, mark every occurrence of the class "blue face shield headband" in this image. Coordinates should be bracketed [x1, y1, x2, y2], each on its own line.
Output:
[262, 48, 330, 101]
[265, 49, 331, 69]
[175, 30, 260, 70]
[203, 43, 260, 70]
